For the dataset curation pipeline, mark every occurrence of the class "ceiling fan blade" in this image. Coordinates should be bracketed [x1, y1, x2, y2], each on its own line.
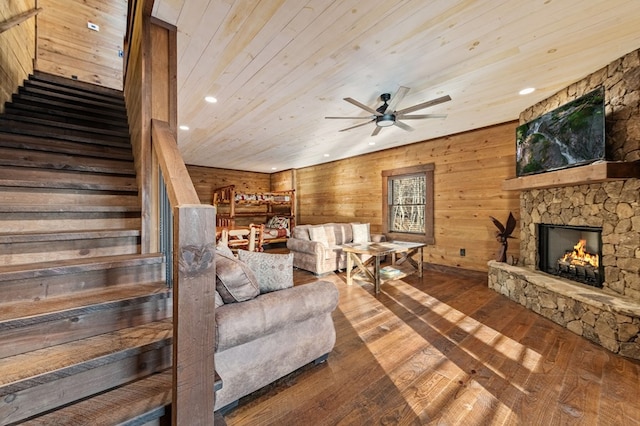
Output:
[371, 125, 382, 136]
[325, 116, 374, 119]
[395, 94, 452, 115]
[386, 86, 410, 113]
[396, 113, 448, 120]
[339, 120, 375, 132]
[343, 97, 380, 115]
[394, 120, 414, 132]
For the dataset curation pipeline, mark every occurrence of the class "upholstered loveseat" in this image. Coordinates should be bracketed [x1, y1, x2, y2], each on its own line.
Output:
[214, 248, 339, 412]
[286, 223, 385, 275]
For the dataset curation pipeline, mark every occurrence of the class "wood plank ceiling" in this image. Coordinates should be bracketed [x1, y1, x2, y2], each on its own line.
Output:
[152, 0, 640, 173]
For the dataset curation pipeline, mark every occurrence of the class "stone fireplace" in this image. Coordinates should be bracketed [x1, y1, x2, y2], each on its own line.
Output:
[488, 48, 640, 360]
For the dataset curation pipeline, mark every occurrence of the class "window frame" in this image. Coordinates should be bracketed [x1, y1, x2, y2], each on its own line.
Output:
[382, 164, 434, 244]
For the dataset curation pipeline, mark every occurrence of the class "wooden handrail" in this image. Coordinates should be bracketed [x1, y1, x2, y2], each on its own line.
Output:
[152, 119, 200, 206]
[0, 7, 42, 34]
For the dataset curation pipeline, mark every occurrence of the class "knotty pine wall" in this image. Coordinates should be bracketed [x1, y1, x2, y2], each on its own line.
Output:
[36, 0, 126, 90]
[188, 121, 520, 272]
[0, 0, 36, 114]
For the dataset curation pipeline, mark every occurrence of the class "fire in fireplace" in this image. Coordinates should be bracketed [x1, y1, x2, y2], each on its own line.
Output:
[538, 224, 603, 287]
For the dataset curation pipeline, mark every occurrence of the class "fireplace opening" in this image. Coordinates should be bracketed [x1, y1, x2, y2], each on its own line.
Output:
[538, 224, 603, 288]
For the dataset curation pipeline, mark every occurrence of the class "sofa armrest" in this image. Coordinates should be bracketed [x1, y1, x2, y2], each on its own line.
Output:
[215, 280, 339, 352]
[287, 237, 327, 256]
[371, 233, 386, 243]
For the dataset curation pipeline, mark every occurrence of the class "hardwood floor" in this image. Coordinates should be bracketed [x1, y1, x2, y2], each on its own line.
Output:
[220, 266, 640, 425]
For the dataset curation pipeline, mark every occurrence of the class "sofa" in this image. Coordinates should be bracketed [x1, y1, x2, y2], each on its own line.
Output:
[213, 247, 339, 412]
[286, 223, 385, 275]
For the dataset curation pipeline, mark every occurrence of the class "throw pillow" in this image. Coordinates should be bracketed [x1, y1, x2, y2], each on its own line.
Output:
[308, 226, 329, 247]
[216, 240, 235, 258]
[352, 223, 370, 243]
[215, 252, 260, 303]
[238, 249, 294, 293]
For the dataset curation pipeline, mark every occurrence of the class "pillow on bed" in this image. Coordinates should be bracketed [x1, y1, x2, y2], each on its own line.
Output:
[266, 215, 290, 230]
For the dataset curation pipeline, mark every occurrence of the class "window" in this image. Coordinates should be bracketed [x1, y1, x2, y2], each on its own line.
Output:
[382, 164, 434, 244]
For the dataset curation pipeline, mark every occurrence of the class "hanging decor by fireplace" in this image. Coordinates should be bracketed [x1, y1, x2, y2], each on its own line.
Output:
[538, 224, 603, 287]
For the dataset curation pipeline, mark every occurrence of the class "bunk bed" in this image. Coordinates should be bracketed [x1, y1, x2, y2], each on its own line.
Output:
[212, 185, 295, 245]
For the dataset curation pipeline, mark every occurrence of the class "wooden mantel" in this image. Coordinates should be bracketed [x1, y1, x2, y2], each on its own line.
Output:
[502, 161, 640, 191]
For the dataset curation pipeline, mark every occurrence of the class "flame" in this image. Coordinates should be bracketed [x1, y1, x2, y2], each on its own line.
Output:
[561, 239, 599, 267]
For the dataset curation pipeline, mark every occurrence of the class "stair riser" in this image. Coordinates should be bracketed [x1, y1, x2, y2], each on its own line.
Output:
[5, 102, 129, 130]
[23, 80, 126, 107]
[0, 213, 141, 233]
[0, 237, 140, 266]
[0, 345, 171, 425]
[0, 296, 172, 359]
[0, 119, 130, 147]
[1, 113, 130, 138]
[0, 133, 134, 161]
[18, 87, 127, 114]
[0, 264, 164, 305]
[0, 147, 135, 175]
[0, 187, 139, 206]
[0, 167, 138, 192]
[11, 95, 128, 121]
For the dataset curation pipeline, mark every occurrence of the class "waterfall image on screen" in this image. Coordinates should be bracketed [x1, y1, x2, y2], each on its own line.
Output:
[516, 87, 605, 176]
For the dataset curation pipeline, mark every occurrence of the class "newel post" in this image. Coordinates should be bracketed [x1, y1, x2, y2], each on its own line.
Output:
[173, 204, 216, 425]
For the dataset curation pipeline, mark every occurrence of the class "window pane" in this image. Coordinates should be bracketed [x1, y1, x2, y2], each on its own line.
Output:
[391, 205, 425, 233]
[392, 176, 425, 205]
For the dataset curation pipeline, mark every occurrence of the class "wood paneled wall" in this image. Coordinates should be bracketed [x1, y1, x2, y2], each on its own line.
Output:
[295, 122, 521, 272]
[0, 0, 36, 113]
[36, 0, 126, 90]
[187, 165, 271, 205]
[186, 123, 519, 272]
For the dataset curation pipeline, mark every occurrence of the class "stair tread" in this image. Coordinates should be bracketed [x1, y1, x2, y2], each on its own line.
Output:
[0, 318, 172, 390]
[20, 369, 173, 426]
[0, 204, 141, 213]
[0, 228, 141, 244]
[0, 132, 134, 160]
[0, 253, 164, 281]
[0, 281, 170, 324]
[0, 165, 138, 191]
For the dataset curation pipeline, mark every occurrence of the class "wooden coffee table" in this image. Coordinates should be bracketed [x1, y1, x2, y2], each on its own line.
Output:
[342, 241, 426, 294]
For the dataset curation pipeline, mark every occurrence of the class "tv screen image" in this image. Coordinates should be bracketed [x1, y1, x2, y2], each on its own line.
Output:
[516, 86, 605, 177]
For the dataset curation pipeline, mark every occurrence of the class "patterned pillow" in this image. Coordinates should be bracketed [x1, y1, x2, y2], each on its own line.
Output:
[238, 250, 294, 293]
[215, 252, 260, 303]
[266, 215, 290, 230]
[351, 223, 370, 243]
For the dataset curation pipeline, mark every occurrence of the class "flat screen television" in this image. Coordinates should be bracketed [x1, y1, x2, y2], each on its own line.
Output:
[516, 86, 606, 177]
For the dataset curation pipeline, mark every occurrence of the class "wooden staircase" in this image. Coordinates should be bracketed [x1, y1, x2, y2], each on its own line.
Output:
[0, 72, 173, 425]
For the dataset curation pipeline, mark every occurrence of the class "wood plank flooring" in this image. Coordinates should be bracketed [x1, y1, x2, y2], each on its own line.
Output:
[220, 266, 640, 425]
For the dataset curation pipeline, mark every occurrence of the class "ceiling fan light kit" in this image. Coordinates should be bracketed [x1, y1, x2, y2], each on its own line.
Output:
[326, 86, 451, 136]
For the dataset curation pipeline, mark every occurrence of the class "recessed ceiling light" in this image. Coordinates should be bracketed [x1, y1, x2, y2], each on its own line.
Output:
[369, 141, 375, 146]
[324, 154, 330, 157]
[205, 96, 217, 103]
[519, 87, 535, 95]
[179, 125, 189, 130]
[271, 167, 277, 170]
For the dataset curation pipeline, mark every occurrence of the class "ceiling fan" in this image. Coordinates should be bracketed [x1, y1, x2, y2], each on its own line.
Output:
[325, 86, 451, 136]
